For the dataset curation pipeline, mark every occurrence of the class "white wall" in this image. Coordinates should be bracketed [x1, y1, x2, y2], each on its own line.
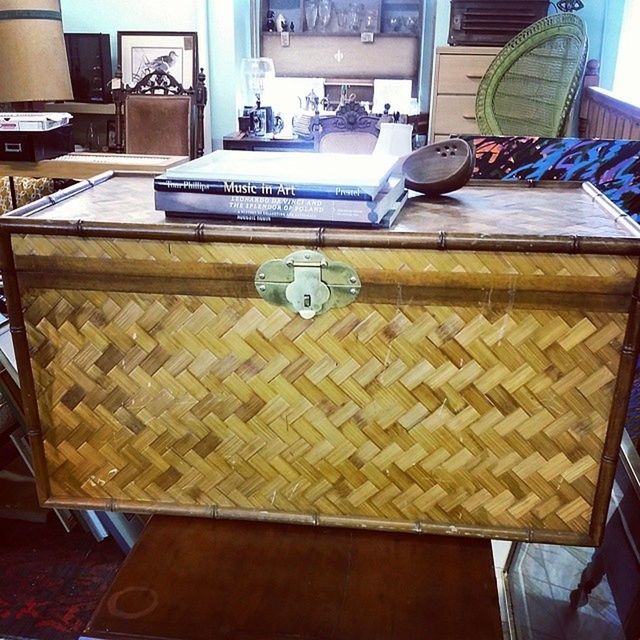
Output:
[207, 0, 252, 149]
[60, 0, 250, 152]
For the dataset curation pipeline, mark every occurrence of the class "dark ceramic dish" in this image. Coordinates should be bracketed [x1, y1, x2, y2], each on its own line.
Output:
[402, 138, 475, 195]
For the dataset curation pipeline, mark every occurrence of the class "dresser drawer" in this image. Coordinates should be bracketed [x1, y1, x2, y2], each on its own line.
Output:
[437, 54, 496, 94]
[431, 95, 480, 136]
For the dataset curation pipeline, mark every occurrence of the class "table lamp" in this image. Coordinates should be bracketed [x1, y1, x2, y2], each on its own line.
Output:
[0, 1, 73, 171]
[0, 0, 73, 105]
[373, 122, 413, 157]
[240, 57, 275, 137]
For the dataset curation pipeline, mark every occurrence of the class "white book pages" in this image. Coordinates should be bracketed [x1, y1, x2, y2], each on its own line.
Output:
[163, 150, 399, 195]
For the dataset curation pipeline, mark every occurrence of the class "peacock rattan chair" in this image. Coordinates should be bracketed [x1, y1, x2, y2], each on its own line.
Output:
[475, 13, 588, 137]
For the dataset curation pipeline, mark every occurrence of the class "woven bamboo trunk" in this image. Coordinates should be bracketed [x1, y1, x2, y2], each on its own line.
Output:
[1, 175, 638, 545]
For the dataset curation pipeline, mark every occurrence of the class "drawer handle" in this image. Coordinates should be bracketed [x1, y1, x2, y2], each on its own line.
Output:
[4, 142, 22, 153]
[465, 74, 483, 80]
[462, 114, 476, 120]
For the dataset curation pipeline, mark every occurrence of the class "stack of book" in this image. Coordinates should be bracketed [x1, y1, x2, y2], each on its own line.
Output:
[154, 150, 409, 228]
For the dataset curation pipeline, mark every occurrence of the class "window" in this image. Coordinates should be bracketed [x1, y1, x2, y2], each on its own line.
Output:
[613, 0, 640, 104]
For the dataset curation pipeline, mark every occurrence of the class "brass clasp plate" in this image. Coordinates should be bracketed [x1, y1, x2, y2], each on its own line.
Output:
[255, 250, 361, 319]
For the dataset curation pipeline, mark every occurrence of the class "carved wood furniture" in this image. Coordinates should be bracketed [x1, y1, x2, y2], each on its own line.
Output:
[0, 174, 639, 545]
[259, 0, 422, 96]
[113, 69, 207, 159]
[313, 102, 381, 153]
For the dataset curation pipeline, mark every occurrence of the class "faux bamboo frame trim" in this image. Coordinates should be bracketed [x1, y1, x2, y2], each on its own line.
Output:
[1, 218, 639, 256]
[14, 275, 635, 315]
[43, 496, 594, 546]
[0, 176, 638, 256]
[589, 258, 640, 544]
[0, 233, 49, 504]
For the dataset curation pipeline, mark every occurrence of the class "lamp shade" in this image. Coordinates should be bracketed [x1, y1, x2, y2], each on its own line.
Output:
[0, 0, 73, 102]
[373, 122, 413, 157]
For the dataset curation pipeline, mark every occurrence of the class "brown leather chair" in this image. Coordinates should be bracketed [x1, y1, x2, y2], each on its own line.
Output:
[313, 102, 380, 154]
[113, 68, 207, 159]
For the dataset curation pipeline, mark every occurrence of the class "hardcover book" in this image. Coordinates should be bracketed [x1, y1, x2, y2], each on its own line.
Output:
[158, 179, 409, 228]
[157, 150, 401, 200]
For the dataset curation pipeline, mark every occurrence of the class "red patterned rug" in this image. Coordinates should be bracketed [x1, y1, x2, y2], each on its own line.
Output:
[0, 516, 123, 640]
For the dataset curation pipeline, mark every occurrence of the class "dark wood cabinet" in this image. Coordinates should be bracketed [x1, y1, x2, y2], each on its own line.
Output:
[223, 132, 314, 151]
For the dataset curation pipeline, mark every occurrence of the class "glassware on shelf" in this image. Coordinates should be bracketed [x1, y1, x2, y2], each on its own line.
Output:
[347, 2, 364, 32]
[304, 0, 318, 32]
[403, 15, 418, 34]
[317, 0, 332, 32]
[335, 6, 347, 32]
[386, 15, 401, 32]
[362, 8, 378, 31]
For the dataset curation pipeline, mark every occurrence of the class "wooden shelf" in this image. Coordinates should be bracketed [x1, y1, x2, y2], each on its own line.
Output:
[45, 102, 115, 115]
[262, 30, 418, 38]
[262, 32, 419, 79]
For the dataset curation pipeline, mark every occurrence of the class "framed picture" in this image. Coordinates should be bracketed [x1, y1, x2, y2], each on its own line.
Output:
[117, 31, 198, 89]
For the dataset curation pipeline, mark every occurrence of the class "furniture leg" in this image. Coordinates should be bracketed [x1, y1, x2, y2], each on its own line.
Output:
[569, 546, 606, 608]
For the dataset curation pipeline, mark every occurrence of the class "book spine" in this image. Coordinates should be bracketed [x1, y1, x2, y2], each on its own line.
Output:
[155, 191, 379, 225]
[154, 178, 374, 201]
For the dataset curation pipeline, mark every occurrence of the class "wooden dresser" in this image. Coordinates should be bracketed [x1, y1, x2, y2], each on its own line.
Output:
[429, 46, 500, 142]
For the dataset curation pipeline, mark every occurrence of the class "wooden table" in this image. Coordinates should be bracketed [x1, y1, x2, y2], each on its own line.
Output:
[83, 517, 503, 640]
[223, 131, 314, 152]
[0, 152, 188, 180]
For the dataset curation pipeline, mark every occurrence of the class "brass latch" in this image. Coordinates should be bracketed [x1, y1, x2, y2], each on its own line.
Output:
[255, 250, 361, 319]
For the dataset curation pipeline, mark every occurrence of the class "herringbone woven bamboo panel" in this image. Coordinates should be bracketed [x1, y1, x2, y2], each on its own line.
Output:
[23, 284, 627, 536]
[12, 235, 640, 282]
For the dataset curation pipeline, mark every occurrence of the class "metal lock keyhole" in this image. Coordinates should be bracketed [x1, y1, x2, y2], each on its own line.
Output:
[255, 250, 360, 319]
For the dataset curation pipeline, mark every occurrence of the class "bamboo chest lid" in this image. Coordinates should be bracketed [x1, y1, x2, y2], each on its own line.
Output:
[1, 174, 639, 254]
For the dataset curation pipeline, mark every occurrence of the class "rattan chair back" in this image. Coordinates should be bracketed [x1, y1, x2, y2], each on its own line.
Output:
[476, 13, 588, 137]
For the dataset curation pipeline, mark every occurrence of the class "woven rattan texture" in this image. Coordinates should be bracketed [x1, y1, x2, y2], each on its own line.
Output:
[15, 233, 635, 537]
[476, 13, 588, 137]
[13, 236, 639, 280]
[23, 288, 626, 534]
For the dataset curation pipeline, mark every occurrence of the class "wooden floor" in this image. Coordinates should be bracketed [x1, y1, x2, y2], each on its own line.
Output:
[84, 516, 502, 640]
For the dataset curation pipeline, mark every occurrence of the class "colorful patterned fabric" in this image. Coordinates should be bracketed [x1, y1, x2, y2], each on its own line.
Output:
[463, 136, 640, 221]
